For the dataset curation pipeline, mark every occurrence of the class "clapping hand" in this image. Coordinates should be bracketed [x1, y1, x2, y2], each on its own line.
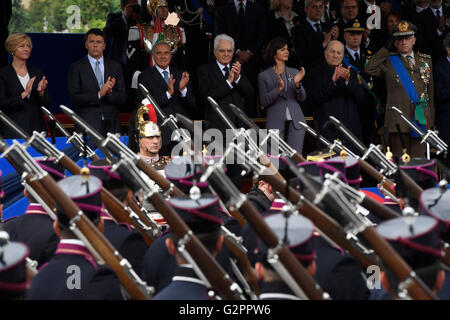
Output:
[179, 72, 190, 92]
[99, 77, 116, 98]
[167, 74, 176, 96]
[277, 73, 285, 92]
[294, 67, 305, 86]
[21, 76, 36, 99]
[338, 65, 351, 82]
[37, 76, 48, 96]
[231, 61, 242, 81]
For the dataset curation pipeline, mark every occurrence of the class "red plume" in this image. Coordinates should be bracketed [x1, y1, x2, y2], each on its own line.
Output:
[142, 98, 158, 123]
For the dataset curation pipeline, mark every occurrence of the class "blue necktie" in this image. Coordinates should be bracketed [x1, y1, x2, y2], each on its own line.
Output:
[94, 60, 103, 88]
[163, 70, 169, 84]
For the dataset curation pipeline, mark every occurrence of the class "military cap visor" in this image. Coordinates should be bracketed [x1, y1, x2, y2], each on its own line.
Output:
[343, 19, 365, 33]
[392, 21, 417, 38]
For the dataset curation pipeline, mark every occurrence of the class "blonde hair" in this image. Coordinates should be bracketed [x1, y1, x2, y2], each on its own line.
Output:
[269, 0, 281, 11]
[5, 33, 32, 55]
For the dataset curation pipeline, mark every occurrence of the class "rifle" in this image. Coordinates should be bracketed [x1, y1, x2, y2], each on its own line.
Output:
[226, 143, 378, 269]
[0, 111, 159, 247]
[41, 107, 100, 162]
[175, 113, 248, 227]
[391, 106, 448, 156]
[240, 142, 436, 299]
[326, 116, 423, 203]
[311, 171, 437, 300]
[0, 137, 152, 300]
[221, 226, 259, 299]
[110, 153, 246, 300]
[59, 105, 186, 198]
[138, 84, 195, 150]
[200, 144, 330, 300]
[207, 96, 284, 181]
[298, 120, 398, 200]
[228, 103, 307, 163]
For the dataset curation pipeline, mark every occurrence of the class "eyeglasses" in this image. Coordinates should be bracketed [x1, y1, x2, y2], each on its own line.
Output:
[217, 49, 234, 54]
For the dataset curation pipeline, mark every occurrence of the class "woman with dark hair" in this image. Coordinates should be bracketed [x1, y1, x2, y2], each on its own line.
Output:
[258, 37, 307, 154]
[368, 11, 402, 53]
[266, 0, 302, 68]
[0, 33, 51, 138]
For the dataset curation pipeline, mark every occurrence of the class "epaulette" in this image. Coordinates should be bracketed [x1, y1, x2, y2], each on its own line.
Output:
[367, 50, 372, 55]
[1, 216, 18, 224]
[160, 156, 171, 164]
[417, 52, 431, 59]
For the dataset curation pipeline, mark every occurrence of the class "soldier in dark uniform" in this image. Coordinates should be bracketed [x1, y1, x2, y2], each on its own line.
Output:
[152, 196, 225, 300]
[370, 215, 446, 299]
[342, 19, 380, 146]
[88, 159, 148, 277]
[254, 211, 316, 300]
[365, 21, 435, 159]
[419, 185, 450, 299]
[143, 158, 238, 294]
[291, 160, 370, 299]
[26, 175, 123, 300]
[2, 159, 65, 269]
[0, 231, 30, 300]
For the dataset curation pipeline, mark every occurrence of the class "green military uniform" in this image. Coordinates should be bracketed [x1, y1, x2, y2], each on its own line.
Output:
[365, 21, 434, 157]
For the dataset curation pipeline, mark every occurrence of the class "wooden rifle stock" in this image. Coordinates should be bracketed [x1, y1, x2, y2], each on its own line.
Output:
[237, 200, 326, 300]
[262, 173, 436, 300]
[55, 156, 158, 247]
[100, 189, 155, 246]
[37, 174, 150, 300]
[291, 152, 307, 163]
[359, 194, 401, 221]
[359, 159, 397, 196]
[147, 192, 243, 300]
[222, 237, 260, 296]
[363, 227, 437, 300]
[135, 159, 186, 197]
[260, 173, 377, 269]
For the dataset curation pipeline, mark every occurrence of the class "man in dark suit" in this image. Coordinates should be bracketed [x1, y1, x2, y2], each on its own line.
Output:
[68, 28, 127, 136]
[414, 0, 449, 63]
[103, 0, 148, 112]
[197, 34, 254, 137]
[434, 34, 450, 145]
[308, 40, 365, 144]
[292, 0, 339, 73]
[0, 0, 11, 68]
[137, 41, 196, 156]
[215, 0, 266, 117]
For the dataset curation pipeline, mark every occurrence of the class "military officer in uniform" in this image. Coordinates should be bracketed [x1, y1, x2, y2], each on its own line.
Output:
[152, 196, 225, 300]
[365, 21, 435, 159]
[88, 159, 148, 277]
[342, 19, 380, 146]
[0, 231, 30, 300]
[132, 101, 171, 225]
[371, 215, 446, 299]
[254, 212, 316, 300]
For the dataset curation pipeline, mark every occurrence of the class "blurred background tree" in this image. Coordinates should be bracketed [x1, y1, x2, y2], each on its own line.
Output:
[9, 0, 121, 33]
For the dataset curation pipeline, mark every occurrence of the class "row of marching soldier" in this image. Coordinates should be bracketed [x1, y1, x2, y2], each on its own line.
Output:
[0, 0, 450, 301]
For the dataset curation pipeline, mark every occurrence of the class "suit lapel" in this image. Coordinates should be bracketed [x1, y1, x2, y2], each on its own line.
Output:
[83, 56, 101, 91]
[151, 67, 168, 90]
